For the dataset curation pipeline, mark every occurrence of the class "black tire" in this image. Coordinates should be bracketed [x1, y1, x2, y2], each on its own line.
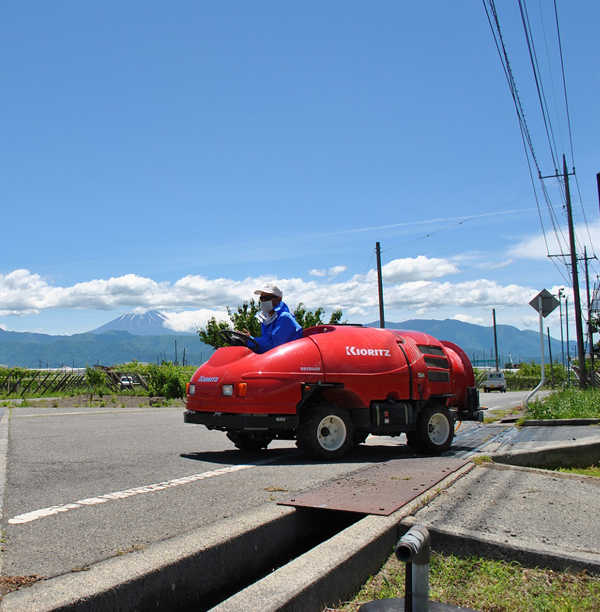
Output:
[226, 431, 272, 452]
[353, 431, 369, 445]
[296, 403, 354, 460]
[406, 404, 454, 455]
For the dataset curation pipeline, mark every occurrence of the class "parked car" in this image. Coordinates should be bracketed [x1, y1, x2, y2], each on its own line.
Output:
[120, 375, 134, 389]
[482, 371, 507, 393]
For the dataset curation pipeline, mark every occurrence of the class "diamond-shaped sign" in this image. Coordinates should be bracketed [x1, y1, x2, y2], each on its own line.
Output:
[529, 289, 560, 318]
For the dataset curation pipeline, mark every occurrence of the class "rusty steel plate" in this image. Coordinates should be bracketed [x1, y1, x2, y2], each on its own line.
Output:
[278, 457, 471, 516]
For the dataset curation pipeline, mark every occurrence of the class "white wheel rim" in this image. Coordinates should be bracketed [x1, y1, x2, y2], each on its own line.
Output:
[427, 413, 450, 445]
[317, 415, 347, 451]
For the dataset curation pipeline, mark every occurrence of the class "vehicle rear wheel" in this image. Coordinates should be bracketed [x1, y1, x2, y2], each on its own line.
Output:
[406, 404, 454, 455]
[226, 431, 272, 452]
[296, 403, 354, 460]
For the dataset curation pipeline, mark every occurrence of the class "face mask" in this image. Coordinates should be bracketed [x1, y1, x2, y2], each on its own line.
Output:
[260, 300, 274, 314]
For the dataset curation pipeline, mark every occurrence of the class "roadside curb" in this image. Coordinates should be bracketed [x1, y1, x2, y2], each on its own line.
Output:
[399, 519, 600, 576]
[491, 439, 600, 469]
[521, 418, 600, 426]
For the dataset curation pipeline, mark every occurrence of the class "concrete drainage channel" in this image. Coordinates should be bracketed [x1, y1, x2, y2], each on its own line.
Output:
[1, 504, 361, 612]
[0, 461, 472, 612]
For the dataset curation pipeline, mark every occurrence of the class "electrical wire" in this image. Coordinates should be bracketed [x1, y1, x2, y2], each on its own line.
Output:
[483, 0, 595, 292]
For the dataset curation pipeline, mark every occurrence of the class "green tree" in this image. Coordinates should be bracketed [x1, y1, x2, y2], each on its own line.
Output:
[147, 362, 188, 400]
[197, 300, 261, 350]
[85, 366, 106, 402]
[293, 303, 343, 327]
[228, 300, 261, 337]
[197, 301, 344, 349]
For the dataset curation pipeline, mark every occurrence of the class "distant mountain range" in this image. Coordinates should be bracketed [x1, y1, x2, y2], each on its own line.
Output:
[0, 327, 211, 369]
[0, 311, 569, 369]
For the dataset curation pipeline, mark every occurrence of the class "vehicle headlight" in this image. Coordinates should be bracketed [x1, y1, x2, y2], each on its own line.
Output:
[187, 383, 195, 396]
[222, 384, 234, 396]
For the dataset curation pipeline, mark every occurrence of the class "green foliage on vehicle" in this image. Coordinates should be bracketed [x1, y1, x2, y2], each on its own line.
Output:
[293, 302, 343, 328]
[197, 301, 344, 349]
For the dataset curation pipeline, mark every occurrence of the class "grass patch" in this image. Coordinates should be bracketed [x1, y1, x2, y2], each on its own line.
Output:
[526, 388, 600, 420]
[555, 465, 600, 478]
[471, 455, 493, 465]
[330, 552, 600, 611]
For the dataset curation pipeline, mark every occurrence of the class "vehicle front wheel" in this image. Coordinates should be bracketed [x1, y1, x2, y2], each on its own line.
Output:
[226, 432, 272, 452]
[406, 404, 454, 455]
[296, 403, 354, 460]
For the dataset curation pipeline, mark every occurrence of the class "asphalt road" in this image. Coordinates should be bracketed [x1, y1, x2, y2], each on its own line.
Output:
[0, 393, 533, 580]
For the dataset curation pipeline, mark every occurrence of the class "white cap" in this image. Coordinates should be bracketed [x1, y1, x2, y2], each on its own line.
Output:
[253, 284, 282, 298]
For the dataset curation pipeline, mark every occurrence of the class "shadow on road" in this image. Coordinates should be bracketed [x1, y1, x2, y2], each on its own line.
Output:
[180, 441, 417, 467]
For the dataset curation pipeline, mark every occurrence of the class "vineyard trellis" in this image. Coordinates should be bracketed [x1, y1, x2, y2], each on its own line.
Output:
[0, 367, 148, 397]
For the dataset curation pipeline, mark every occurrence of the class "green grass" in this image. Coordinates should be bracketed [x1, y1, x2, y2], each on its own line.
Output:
[555, 465, 600, 478]
[330, 552, 600, 611]
[526, 388, 600, 420]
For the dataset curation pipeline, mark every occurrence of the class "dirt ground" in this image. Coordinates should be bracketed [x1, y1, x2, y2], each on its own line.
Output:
[2, 394, 185, 409]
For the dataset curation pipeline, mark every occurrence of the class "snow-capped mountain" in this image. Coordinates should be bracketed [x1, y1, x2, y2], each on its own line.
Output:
[90, 310, 193, 336]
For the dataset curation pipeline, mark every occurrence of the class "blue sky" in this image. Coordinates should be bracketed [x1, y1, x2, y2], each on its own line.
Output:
[1, 1, 599, 344]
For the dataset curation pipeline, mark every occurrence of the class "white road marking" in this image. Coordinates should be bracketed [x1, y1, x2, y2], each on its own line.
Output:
[9, 457, 280, 525]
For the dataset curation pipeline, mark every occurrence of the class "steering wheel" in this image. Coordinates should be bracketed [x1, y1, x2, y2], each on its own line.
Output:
[218, 329, 259, 351]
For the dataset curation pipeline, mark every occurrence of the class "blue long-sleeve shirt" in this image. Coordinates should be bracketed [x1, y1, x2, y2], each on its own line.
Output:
[252, 302, 303, 353]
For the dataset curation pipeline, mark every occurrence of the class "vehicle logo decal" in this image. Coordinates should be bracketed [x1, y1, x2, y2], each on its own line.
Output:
[198, 376, 219, 383]
[345, 346, 391, 357]
[300, 366, 321, 372]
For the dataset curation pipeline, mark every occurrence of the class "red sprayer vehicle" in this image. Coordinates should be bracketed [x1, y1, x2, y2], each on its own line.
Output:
[184, 325, 483, 460]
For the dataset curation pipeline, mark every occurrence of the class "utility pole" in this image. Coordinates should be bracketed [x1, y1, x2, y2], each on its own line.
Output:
[563, 156, 587, 387]
[543, 157, 587, 387]
[492, 309, 499, 371]
[375, 242, 385, 328]
[547, 326, 554, 389]
[558, 288, 565, 367]
[585, 247, 597, 387]
[597, 172, 600, 217]
[566, 297, 570, 387]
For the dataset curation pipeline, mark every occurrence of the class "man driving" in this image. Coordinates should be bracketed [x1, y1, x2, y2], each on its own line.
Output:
[249, 284, 302, 353]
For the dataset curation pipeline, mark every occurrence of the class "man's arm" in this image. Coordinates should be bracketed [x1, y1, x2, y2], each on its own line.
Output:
[252, 313, 301, 353]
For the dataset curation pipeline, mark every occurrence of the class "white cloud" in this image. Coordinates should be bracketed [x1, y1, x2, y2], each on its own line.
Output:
[451, 314, 486, 325]
[475, 259, 514, 271]
[328, 265, 347, 278]
[163, 309, 230, 332]
[309, 266, 346, 279]
[378, 256, 459, 283]
[0, 264, 542, 334]
[509, 219, 600, 261]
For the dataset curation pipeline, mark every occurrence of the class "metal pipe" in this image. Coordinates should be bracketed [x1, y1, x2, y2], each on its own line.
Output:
[395, 526, 431, 611]
[525, 296, 545, 408]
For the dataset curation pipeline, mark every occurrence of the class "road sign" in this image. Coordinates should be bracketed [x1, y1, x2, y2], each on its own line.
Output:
[529, 289, 560, 318]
